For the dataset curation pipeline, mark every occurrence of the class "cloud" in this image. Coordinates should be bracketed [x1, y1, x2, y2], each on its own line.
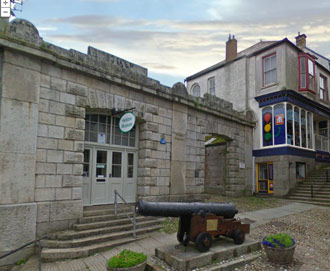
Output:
[42, 5, 330, 86]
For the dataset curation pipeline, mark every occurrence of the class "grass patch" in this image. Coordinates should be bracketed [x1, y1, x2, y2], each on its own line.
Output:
[159, 217, 179, 234]
[205, 194, 289, 212]
[16, 258, 28, 266]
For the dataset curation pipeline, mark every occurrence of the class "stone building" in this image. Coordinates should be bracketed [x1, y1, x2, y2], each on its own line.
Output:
[186, 33, 330, 196]
[0, 19, 254, 267]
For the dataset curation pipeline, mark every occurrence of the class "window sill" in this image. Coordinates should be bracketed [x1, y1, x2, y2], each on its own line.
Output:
[298, 88, 316, 95]
[261, 82, 278, 90]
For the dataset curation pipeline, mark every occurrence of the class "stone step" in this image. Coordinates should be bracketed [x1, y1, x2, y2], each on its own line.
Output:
[83, 203, 134, 212]
[83, 207, 133, 217]
[42, 235, 146, 262]
[296, 187, 330, 191]
[74, 215, 157, 231]
[296, 184, 330, 189]
[290, 193, 330, 199]
[49, 219, 163, 240]
[288, 196, 330, 202]
[79, 212, 133, 224]
[286, 198, 330, 207]
[42, 224, 163, 248]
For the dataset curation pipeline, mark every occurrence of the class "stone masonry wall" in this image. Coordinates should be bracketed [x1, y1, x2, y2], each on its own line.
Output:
[0, 19, 255, 266]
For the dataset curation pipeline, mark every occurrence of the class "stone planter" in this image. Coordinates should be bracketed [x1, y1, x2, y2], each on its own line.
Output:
[263, 243, 296, 264]
[106, 260, 147, 271]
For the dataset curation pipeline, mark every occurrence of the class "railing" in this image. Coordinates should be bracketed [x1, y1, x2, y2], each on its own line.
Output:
[0, 235, 48, 271]
[114, 190, 136, 239]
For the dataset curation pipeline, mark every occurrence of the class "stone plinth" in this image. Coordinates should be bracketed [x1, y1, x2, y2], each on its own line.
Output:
[155, 237, 260, 271]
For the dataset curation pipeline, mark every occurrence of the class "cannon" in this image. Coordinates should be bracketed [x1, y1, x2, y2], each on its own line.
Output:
[135, 200, 250, 252]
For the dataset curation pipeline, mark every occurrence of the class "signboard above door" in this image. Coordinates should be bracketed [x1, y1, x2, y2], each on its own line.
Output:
[119, 112, 136, 133]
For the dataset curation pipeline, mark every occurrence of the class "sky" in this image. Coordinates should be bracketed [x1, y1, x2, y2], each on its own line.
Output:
[12, 0, 330, 87]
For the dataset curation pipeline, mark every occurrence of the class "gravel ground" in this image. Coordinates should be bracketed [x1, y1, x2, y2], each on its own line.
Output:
[237, 207, 330, 271]
[204, 194, 291, 212]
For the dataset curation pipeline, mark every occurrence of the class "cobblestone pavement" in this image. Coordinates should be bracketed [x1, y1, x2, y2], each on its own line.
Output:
[12, 202, 326, 271]
[236, 207, 330, 271]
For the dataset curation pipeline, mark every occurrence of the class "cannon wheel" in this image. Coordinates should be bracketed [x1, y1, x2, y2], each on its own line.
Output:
[195, 232, 212, 252]
[233, 229, 245, 245]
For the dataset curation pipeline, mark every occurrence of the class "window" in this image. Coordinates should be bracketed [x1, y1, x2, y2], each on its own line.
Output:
[320, 75, 327, 101]
[287, 104, 293, 145]
[261, 103, 313, 150]
[263, 54, 277, 86]
[85, 114, 136, 147]
[208, 77, 215, 95]
[296, 163, 306, 180]
[299, 53, 315, 93]
[262, 107, 273, 146]
[191, 84, 200, 97]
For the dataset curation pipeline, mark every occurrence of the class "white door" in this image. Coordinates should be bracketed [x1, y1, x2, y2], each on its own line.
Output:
[123, 152, 137, 202]
[82, 148, 92, 205]
[92, 149, 109, 205]
[108, 151, 123, 203]
[83, 148, 137, 205]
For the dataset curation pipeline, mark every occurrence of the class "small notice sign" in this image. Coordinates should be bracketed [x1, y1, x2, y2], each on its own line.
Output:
[275, 114, 284, 125]
[98, 133, 106, 144]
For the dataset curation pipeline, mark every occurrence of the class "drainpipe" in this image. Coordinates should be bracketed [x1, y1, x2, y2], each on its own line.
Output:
[252, 156, 256, 194]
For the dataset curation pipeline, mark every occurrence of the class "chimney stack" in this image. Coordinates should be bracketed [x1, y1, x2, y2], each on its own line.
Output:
[226, 34, 237, 62]
[295, 32, 307, 48]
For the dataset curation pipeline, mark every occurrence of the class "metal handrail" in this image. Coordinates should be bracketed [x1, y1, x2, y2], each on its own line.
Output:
[0, 235, 48, 271]
[114, 190, 136, 239]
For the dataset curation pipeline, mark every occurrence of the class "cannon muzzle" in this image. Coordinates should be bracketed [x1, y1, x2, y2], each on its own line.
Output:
[135, 200, 238, 219]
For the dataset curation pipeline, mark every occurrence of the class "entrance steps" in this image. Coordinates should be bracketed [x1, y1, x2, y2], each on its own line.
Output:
[41, 204, 164, 261]
[287, 166, 330, 207]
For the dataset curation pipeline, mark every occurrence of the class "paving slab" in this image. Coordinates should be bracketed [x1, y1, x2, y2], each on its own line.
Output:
[155, 237, 260, 271]
[12, 202, 321, 271]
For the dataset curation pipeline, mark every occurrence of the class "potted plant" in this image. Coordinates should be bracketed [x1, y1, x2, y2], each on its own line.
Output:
[262, 233, 296, 264]
[107, 249, 147, 271]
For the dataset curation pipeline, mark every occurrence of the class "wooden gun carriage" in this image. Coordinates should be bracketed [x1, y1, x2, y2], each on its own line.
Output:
[135, 200, 250, 252]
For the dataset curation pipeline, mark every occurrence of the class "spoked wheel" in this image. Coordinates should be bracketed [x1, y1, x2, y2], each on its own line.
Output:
[233, 229, 245, 245]
[195, 232, 212, 252]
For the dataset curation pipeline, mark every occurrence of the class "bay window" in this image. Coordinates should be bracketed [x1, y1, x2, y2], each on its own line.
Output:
[299, 53, 315, 93]
[261, 103, 313, 149]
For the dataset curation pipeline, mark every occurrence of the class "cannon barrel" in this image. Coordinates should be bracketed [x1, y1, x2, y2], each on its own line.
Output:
[135, 200, 238, 219]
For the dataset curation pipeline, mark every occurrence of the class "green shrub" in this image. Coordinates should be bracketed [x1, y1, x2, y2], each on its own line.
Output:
[107, 249, 147, 268]
[263, 233, 295, 248]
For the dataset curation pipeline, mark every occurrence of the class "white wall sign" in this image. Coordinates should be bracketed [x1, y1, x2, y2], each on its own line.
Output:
[119, 112, 136, 133]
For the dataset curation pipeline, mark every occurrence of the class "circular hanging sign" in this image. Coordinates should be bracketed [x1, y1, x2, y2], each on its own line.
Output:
[119, 112, 136, 133]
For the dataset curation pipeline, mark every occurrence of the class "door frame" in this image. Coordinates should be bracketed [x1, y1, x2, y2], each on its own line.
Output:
[83, 144, 138, 206]
[256, 162, 274, 194]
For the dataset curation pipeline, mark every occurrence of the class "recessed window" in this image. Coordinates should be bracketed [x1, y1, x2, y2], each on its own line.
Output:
[208, 77, 215, 95]
[263, 54, 277, 86]
[299, 53, 315, 93]
[85, 114, 136, 147]
[296, 163, 306, 180]
[320, 75, 327, 101]
[191, 84, 201, 97]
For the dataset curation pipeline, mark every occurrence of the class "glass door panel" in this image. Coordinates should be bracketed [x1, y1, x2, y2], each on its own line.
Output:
[257, 163, 273, 194]
[93, 150, 108, 204]
[82, 149, 92, 205]
[109, 151, 123, 202]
